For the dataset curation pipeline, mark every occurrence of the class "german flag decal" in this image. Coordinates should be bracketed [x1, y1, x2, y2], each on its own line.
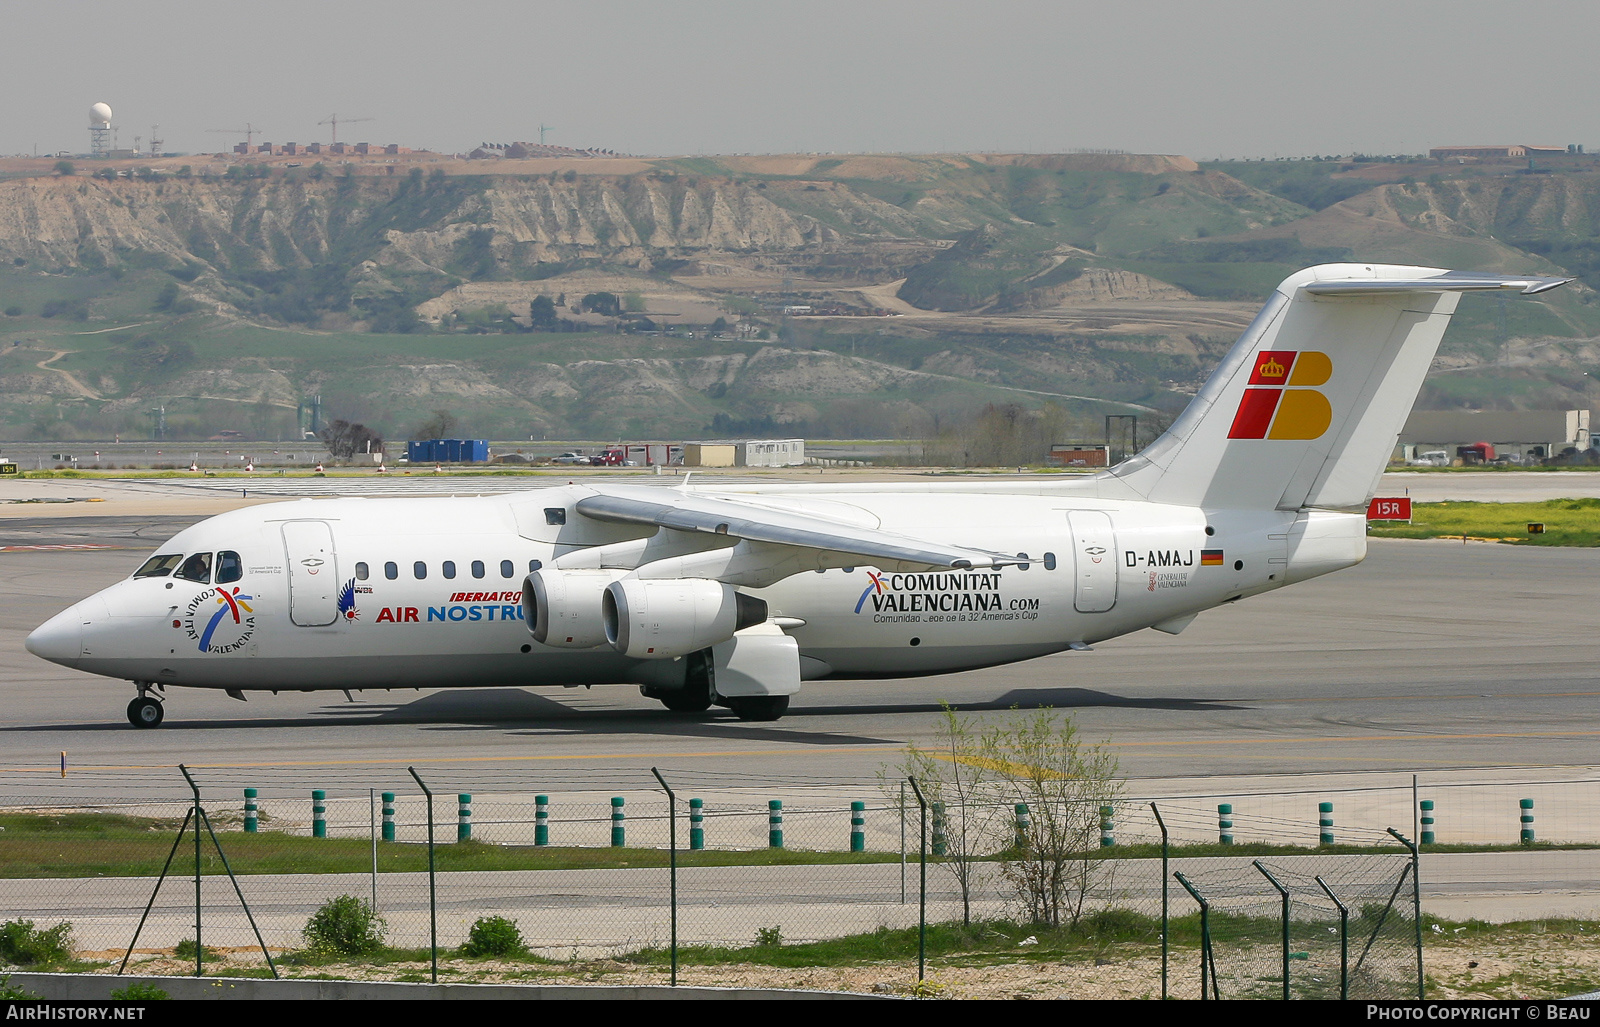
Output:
[1200, 550, 1225, 566]
[1228, 350, 1334, 440]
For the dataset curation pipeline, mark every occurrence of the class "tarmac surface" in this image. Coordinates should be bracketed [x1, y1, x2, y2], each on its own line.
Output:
[2, 474, 1599, 925]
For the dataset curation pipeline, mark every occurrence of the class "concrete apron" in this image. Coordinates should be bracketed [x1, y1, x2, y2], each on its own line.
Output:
[4, 972, 889, 1000]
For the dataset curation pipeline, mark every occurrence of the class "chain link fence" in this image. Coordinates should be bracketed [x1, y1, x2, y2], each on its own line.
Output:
[17, 761, 1595, 997]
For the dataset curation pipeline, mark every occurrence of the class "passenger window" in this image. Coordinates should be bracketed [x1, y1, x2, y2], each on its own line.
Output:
[384, 562, 398, 580]
[133, 553, 184, 578]
[442, 560, 456, 579]
[175, 552, 214, 583]
[355, 562, 369, 581]
[544, 508, 566, 526]
[1043, 552, 1056, 571]
[529, 559, 543, 572]
[215, 551, 243, 584]
[414, 561, 427, 580]
[471, 560, 485, 579]
[1016, 552, 1030, 571]
[500, 560, 514, 578]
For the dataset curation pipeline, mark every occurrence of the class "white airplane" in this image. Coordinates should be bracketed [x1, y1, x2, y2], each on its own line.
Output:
[26, 264, 1570, 728]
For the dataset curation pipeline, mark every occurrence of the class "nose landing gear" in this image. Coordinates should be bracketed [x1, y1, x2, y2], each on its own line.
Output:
[127, 684, 164, 728]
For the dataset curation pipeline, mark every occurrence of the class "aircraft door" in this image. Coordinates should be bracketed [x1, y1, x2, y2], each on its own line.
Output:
[1068, 511, 1117, 613]
[282, 521, 340, 627]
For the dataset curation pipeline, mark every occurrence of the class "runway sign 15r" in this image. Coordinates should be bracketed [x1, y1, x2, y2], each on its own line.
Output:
[1366, 497, 1412, 521]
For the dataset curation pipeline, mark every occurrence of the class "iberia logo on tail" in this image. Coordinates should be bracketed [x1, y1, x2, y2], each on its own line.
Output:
[1227, 350, 1334, 440]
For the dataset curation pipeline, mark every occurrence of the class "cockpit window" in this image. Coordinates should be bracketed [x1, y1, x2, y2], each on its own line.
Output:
[175, 552, 214, 583]
[215, 551, 243, 584]
[134, 554, 184, 578]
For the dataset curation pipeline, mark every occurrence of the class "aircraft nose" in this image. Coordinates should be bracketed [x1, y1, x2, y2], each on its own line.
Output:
[26, 611, 83, 666]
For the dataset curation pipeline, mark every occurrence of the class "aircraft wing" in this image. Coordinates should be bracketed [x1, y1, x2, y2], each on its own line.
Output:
[574, 485, 1020, 571]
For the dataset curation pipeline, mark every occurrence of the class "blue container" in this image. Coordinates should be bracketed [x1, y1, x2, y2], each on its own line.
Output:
[462, 439, 489, 462]
[438, 439, 462, 463]
[406, 441, 429, 463]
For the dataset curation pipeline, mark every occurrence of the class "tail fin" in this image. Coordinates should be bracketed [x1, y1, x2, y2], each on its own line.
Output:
[1104, 264, 1570, 511]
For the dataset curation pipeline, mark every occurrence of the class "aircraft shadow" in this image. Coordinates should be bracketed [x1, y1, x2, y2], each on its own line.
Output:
[0, 685, 1243, 734]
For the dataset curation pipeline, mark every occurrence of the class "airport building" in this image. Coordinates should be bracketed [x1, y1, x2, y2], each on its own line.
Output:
[1396, 409, 1593, 464]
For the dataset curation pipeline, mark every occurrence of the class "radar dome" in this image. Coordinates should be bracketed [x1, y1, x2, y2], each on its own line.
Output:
[89, 102, 113, 126]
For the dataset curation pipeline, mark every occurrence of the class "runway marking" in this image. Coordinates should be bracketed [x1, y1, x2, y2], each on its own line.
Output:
[1103, 729, 1600, 748]
[0, 544, 121, 552]
[0, 747, 906, 773]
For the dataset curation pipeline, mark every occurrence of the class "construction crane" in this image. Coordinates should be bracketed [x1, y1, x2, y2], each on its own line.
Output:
[539, 124, 554, 145]
[207, 123, 261, 149]
[319, 114, 375, 145]
[149, 125, 163, 157]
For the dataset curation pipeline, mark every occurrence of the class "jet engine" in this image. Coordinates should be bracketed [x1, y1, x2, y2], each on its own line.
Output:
[602, 577, 768, 660]
[523, 569, 622, 648]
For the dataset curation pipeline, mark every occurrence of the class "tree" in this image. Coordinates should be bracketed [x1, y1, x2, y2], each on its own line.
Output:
[53, 160, 75, 177]
[529, 294, 557, 328]
[412, 409, 458, 440]
[582, 292, 621, 317]
[981, 708, 1123, 928]
[320, 419, 384, 460]
[886, 704, 997, 927]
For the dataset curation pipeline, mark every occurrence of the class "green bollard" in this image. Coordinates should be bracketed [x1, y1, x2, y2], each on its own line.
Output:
[689, 798, 704, 850]
[1014, 803, 1030, 850]
[243, 788, 258, 833]
[1420, 800, 1435, 846]
[457, 793, 472, 842]
[1319, 801, 1334, 846]
[1100, 804, 1115, 847]
[312, 790, 327, 838]
[768, 800, 784, 849]
[850, 801, 865, 852]
[931, 801, 947, 856]
[381, 792, 395, 841]
[535, 795, 549, 846]
[1520, 799, 1535, 844]
[611, 797, 625, 847]
[1218, 803, 1234, 845]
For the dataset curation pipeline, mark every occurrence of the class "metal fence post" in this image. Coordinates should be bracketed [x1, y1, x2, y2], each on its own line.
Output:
[1388, 827, 1424, 1000]
[907, 777, 928, 982]
[408, 767, 438, 984]
[1253, 860, 1292, 1000]
[899, 784, 907, 905]
[651, 768, 678, 988]
[1315, 875, 1349, 1001]
[1151, 802, 1168, 1001]
[369, 788, 377, 911]
[1174, 872, 1219, 1000]
[189, 771, 203, 976]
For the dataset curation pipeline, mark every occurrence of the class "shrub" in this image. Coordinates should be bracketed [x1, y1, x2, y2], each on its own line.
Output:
[754, 925, 783, 947]
[172, 938, 220, 961]
[0, 976, 40, 999]
[460, 916, 524, 957]
[3, 306, 20, 317]
[0, 919, 73, 964]
[301, 895, 386, 955]
[109, 982, 168, 1000]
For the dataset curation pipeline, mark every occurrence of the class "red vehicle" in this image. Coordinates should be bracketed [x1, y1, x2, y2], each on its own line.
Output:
[590, 446, 629, 466]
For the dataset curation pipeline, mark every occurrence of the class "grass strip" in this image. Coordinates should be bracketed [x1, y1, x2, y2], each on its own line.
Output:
[1368, 498, 1600, 547]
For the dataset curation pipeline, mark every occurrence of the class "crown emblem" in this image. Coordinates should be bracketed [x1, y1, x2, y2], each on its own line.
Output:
[1258, 356, 1285, 378]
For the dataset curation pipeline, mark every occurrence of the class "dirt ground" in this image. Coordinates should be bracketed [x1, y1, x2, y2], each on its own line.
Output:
[87, 934, 1600, 999]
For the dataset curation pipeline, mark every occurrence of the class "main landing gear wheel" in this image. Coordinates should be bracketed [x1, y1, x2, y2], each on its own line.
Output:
[126, 697, 164, 728]
[659, 692, 713, 713]
[725, 696, 789, 722]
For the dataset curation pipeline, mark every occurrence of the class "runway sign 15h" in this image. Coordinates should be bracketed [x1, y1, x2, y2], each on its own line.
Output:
[1366, 497, 1412, 522]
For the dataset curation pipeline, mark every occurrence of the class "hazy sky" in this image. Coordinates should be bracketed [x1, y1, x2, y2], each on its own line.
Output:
[6, 0, 1597, 160]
